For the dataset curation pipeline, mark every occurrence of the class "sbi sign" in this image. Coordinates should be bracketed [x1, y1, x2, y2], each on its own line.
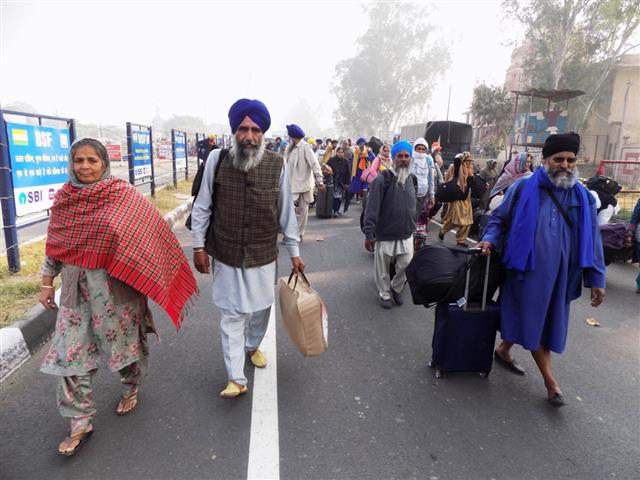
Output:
[18, 190, 43, 205]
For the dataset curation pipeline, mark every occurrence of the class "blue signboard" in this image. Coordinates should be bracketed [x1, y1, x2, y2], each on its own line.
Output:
[174, 131, 186, 170]
[6, 122, 70, 216]
[132, 128, 152, 180]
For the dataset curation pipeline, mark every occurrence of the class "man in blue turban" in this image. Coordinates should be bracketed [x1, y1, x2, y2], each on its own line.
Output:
[284, 123, 325, 241]
[286, 124, 305, 140]
[363, 141, 417, 309]
[192, 99, 303, 399]
[228, 98, 271, 134]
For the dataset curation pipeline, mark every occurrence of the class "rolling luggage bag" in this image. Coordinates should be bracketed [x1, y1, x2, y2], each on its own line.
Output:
[315, 185, 334, 218]
[430, 249, 499, 379]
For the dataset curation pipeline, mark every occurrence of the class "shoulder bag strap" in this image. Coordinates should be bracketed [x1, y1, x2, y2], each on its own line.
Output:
[542, 187, 574, 228]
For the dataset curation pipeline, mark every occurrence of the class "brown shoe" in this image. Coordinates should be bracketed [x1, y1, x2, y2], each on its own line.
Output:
[58, 425, 94, 456]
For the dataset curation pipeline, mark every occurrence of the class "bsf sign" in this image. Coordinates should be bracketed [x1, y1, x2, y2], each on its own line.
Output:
[6, 123, 70, 216]
[132, 128, 152, 180]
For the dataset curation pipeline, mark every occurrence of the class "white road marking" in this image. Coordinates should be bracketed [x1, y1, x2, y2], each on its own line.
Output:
[247, 304, 279, 480]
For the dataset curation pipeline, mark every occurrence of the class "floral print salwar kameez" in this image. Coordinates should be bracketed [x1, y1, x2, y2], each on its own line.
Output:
[40, 258, 154, 430]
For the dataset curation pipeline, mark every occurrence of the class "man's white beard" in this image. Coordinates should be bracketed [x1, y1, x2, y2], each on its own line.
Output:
[396, 165, 411, 187]
[545, 164, 579, 189]
[231, 138, 266, 172]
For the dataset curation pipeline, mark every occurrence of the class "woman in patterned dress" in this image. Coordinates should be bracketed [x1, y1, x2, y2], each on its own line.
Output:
[39, 138, 197, 456]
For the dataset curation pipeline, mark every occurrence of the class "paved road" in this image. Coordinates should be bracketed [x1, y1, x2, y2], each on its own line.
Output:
[1, 207, 639, 480]
[0, 157, 198, 254]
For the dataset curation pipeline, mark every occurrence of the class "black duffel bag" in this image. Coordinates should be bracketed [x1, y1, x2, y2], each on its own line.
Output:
[406, 245, 468, 307]
[435, 178, 468, 202]
[406, 244, 504, 308]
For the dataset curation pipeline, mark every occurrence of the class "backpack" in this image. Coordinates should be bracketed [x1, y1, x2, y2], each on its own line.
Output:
[185, 149, 228, 230]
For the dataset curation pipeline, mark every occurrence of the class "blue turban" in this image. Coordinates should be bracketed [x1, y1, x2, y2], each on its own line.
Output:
[228, 99, 271, 134]
[356, 137, 366, 145]
[286, 124, 305, 139]
[391, 141, 413, 159]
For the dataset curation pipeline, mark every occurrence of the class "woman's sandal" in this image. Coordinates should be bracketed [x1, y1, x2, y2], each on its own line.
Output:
[58, 425, 93, 457]
[116, 388, 139, 416]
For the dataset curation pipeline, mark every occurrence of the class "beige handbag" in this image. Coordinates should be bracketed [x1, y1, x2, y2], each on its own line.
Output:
[278, 271, 328, 356]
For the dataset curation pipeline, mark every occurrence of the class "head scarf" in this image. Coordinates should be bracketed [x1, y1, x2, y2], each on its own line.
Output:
[480, 159, 499, 180]
[228, 99, 271, 134]
[356, 137, 366, 145]
[446, 152, 472, 190]
[286, 124, 305, 139]
[413, 137, 429, 152]
[542, 132, 580, 158]
[490, 152, 532, 197]
[69, 138, 111, 188]
[391, 141, 412, 159]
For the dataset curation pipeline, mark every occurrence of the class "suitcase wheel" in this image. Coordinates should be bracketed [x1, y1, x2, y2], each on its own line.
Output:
[434, 369, 443, 379]
[427, 360, 436, 369]
[479, 372, 489, 379]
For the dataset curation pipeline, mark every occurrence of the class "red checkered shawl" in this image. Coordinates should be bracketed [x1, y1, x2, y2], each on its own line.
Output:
[46, 176, 198, 329]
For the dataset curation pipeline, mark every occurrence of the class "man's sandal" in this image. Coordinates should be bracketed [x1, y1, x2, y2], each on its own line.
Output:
[116, 388, 139, 416]
[58, 425, 93, 456]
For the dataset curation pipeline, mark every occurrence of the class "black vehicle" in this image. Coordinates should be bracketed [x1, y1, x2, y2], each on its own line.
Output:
[424, 121, 473, 170]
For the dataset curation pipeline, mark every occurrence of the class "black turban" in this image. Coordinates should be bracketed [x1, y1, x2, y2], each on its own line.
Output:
[542, 132, 580, 159]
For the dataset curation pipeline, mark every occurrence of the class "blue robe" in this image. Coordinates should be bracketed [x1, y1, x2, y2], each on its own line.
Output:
[483, 178, 606, 353]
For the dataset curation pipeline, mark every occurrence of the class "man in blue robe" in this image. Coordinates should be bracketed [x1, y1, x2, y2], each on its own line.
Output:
[478, 132, 606, 407]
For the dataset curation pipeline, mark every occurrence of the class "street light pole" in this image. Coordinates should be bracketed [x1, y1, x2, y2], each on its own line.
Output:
[615, 81, 632, 160]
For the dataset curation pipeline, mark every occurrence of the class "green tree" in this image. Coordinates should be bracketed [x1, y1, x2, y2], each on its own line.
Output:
[471, 84, 513, 137]
[503, 0, 640, 130]
[332, 1, 449, 138]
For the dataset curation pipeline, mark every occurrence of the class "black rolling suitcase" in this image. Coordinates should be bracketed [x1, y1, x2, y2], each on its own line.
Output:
[315, 185, 334, 218]
[430, 249, 499, 379]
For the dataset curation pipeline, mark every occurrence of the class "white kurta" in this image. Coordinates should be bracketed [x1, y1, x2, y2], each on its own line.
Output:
[191, 149, 300, 314]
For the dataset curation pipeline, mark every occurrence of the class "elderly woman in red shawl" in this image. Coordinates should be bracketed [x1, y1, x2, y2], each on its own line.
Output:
[437, 152, 475, 246]
[39, 138, 197, 456]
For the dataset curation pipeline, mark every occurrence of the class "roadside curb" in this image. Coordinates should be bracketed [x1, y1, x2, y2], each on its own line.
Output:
[0, 199, 193, 383]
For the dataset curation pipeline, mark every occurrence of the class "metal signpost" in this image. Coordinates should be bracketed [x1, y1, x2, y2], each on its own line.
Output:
[0, 110, 76, 272]
[171, 129, 188, 187]
[126, 122, 155, 196]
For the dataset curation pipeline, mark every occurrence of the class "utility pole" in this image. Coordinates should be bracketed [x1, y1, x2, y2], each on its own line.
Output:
[615, 81, 632, 160]
[446, 86, 452, 121]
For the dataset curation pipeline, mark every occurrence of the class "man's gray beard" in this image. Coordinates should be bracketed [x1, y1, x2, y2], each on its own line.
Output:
[231, 139, 266, 172]
[545, 164, 579, 189]
[396, 165, 411, 187]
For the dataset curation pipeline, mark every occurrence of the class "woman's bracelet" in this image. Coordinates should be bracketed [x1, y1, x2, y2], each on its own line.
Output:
[41, 285, 55, 289]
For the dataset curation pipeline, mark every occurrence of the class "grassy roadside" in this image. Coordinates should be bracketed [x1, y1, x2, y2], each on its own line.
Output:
[0, 179, 193, 327]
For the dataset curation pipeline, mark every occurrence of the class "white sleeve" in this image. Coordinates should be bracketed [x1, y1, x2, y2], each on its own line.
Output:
[278, 160, 301, 257]
[191, 149, 222, 249]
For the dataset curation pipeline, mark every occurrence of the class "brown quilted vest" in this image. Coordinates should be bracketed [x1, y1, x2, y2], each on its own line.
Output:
[205, 150, 284, 268]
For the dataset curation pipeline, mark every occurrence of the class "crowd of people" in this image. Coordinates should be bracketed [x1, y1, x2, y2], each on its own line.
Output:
[39, 97, 640, 458]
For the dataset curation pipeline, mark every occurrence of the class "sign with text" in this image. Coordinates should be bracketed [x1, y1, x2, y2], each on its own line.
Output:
[105, 143, 122, 161]
[6, 122, 70, 216]
[174, 131, 186, 170]
[131, 127, 152, 180]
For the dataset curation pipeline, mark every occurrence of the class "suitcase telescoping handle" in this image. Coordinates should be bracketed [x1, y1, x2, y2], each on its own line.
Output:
[462, 247, 491, 312]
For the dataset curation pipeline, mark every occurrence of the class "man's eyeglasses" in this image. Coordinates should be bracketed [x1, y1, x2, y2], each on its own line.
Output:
[550, 156, 577, 164]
